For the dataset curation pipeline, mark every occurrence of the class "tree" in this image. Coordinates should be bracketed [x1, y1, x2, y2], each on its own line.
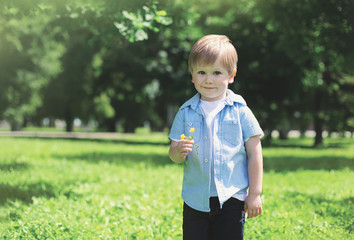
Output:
[256, 0, 354, 146]
[0, 3, 63, 130]
[0, 0, 172, 132]
[89, 2, 173, 132]
[1, 0, 352, 137]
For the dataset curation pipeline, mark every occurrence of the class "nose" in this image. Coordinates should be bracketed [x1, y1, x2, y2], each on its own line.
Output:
[205, 74, 213, 84]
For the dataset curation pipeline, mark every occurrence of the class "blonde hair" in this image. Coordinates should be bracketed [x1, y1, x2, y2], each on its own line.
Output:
[188, 35, 238, 75]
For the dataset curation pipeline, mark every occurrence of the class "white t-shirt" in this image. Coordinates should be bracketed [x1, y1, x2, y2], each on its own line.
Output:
[200, 98, 225, 197]
[200, 98, 247, 201]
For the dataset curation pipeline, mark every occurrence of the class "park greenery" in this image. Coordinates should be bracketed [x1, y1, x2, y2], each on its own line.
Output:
[0, 135, 353, 239]
[1, 0, 354, 146]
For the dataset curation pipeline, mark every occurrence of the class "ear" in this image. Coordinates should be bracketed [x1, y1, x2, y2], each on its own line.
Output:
[229, 69, 237, 83]
[191, 71, 195, 83]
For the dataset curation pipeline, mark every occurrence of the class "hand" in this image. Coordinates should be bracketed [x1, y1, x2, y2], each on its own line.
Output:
[177, 139, 194, 159]
[244, 194, 262, 219]
[169, 139, 194, 163]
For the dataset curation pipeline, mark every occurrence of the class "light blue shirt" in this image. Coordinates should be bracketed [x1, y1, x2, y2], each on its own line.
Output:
[169, 89, 264, 212]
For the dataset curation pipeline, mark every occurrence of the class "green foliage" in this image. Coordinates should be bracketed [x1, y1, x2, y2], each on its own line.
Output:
[0, 0, 171, 132]
[255, 0, 354, 145]
[0, 3, 64, 130]
[94, 93, 115, 119]
[0, 136, 353, 239]
[0, 0, 353, 141]
[115, 4, 172, 42]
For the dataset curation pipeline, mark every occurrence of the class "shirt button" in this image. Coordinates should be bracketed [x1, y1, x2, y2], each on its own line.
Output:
[204, 159, 208, 163]
[204, 136, 207, 140]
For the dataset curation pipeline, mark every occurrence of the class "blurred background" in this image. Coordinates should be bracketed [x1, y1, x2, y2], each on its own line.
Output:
[0, 0, 353, 146]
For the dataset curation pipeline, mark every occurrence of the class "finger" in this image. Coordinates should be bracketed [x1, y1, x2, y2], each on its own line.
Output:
[181, 150, 192, 155]
[255, 209, 260, 217]
[179, 143, 193, 151]
[182, 146, 194, 152]
[185, 144, 194, 149]
[180, 139, 194, 144]
[250, 208, 262, 218]
[247, 209, 251, 218]
[179, 141, 194, 148]
[178, 139, 188, 146]
[248, 209, 258, 219]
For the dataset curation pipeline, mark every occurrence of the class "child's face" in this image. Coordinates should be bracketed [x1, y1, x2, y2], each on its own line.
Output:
[191, 58, 235, 102]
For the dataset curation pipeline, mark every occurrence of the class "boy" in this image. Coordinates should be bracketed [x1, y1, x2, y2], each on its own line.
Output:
[169, 35, 264, 240]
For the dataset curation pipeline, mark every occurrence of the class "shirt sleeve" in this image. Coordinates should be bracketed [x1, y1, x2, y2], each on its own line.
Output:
[239, 105, 264, 142]
[169, 109, 185, 142]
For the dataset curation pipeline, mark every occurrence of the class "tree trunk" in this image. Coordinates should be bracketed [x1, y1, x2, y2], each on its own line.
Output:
[278, 129, 289, 140]
[124, 122, 135, 133]
[65, 108, 73, 132]
[314, 113, 323, 147]
[22, 118, 28, 128]
[10, 122, 22, 131]
[167, 103, 176, 128]
[49, 118, 55, 127]
[106, 118, 117, 132]
[264, 130, 273, 146]
[313, 69, 329, 147]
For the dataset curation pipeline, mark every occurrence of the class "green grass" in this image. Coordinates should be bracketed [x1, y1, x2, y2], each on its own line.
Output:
[0, 135, 353, 239]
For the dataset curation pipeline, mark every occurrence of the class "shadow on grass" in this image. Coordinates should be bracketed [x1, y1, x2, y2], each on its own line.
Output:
[52, 152, 173, 167]
[265, 142, 351, 149]
[0, 182, 56, 205]
[263, 137, 354, 149]
[0, 162, 29, 171]
[264, 156, 353, 172]
[284, 191, 353, 233]
[53, 152, 354, 170]
[13, 136, 170, 146]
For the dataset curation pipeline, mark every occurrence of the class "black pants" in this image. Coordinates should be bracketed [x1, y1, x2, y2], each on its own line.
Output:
[183, 197, 245, 240]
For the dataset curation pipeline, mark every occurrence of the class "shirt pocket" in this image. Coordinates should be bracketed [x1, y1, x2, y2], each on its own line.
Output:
[185, 122, 201, 143]
[222, 119, 242, 145]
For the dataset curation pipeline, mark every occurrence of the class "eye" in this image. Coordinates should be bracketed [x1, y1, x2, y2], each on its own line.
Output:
[214, 71, 222, 75]
[198, 71, 206, 75]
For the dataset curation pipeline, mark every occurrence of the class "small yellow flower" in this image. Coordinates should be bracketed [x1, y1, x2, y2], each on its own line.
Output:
[189, 128, 195, 133]
[180, 134, 186, 140]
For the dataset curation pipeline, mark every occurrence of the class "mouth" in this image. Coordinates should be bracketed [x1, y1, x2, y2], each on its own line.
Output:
[203, 87, 215, 90]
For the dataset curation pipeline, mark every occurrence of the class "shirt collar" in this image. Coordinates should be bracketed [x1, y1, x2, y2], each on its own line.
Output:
[225, 89, 247, 106]
[180, 89, 247, 111]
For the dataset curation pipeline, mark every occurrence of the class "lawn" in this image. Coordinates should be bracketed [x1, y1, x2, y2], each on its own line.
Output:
[0, 135, 353, 239]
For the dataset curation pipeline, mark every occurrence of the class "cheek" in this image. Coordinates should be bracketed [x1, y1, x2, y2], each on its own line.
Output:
[218, 81, 230, 89]
[216, 79, 229, 86]
[192, 76, 202, 84]
[191, 74, 198, 83]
